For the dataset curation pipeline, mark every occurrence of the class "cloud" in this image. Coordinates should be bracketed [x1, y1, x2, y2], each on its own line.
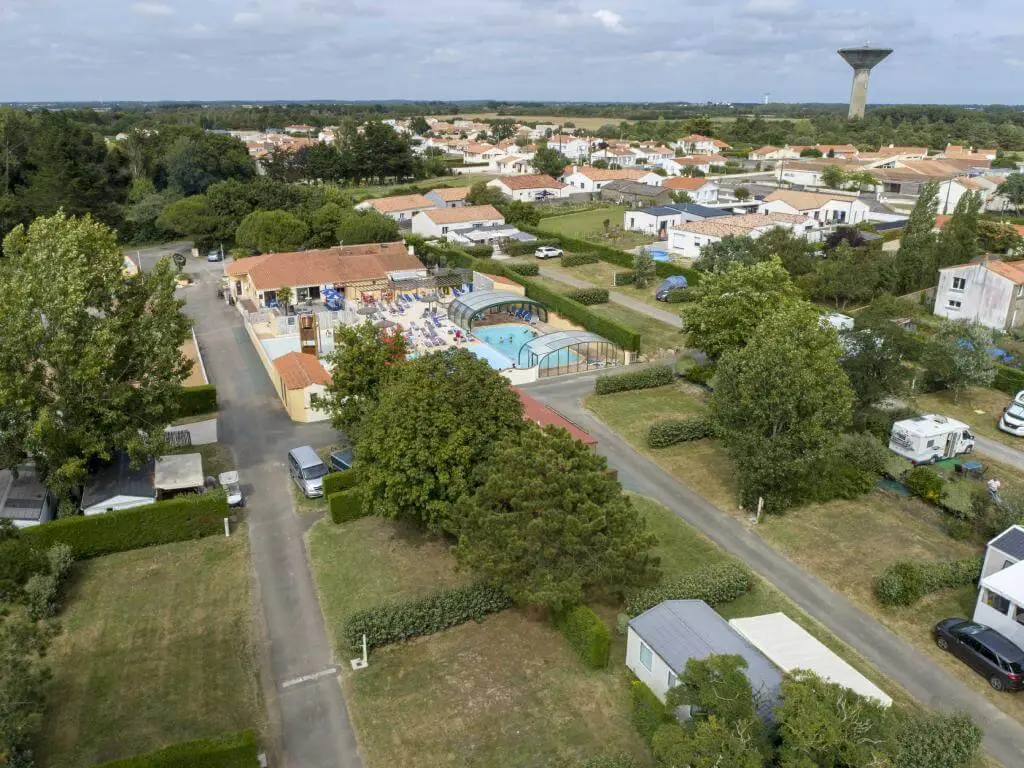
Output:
[744, 0, 802, 16]
[593, 9, 625, 32]
[131, 2, 174, 15]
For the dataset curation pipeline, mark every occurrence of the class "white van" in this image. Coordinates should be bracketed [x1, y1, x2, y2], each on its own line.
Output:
[889, 414, 975, 465]
[288, 445, 328, 497]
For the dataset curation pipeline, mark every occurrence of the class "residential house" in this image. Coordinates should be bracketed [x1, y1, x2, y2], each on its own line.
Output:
[563, 166, 664, 193]
[635, 143, 675, 164]
[411, 205, 506, 239]
[529, 123, 559, 140]
[590, 146, 641, 167]
[667, 212, 819, 259]
[662, 154, 728, 176]
[355, 194, 436, 224]
[663, 176, 720, 204]
[487, 174, 568, 201]
[936, 176, 996, 215]
[815, 144, 859, 159]
[878, 144, 929, 159]
[599, 180, 672, 207]
[749, 145, 799, 162]
[934, 258, 1024, 331]
[490, 154, 536, 175]
[942, 144, 999, 162]
[284, 124, 316, 135]
[271, 351, 332, 423]
[624, 203, 732, 238]
[973, 525, 1024, 649]
[674, 134, 719, 154]
[463, 143, 506, 164]
[547, 134, 592, 160]
[627, 600, 781, 716]
[425, 187, 471, 208]
[759, 189, 870, 225]
[774, 158, 870, 187]
[0, 465, 57, 528]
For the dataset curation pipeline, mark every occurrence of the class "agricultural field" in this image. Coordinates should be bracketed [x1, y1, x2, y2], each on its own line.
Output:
[429, 113, 627, 131]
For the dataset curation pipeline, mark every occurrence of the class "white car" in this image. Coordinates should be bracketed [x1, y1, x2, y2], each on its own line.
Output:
[206, 250, 223, 262]
[534, 246, 563, 260]
[1000, 395, 1024, 436]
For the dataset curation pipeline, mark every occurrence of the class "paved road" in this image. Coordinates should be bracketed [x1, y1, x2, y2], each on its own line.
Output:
[135, 246, 360, 768]
[538, 267, 683, 328]
[976, 435, 1024, 472]
[521, 373, 1024, 766]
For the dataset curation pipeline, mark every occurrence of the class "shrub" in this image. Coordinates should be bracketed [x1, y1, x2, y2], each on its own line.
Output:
[904, 466, 945, 505]
[20, 490, 229, 559]
[507, 262, 539, 276]
[558, 604, 611, 669]
[464, 244, 493, 259]
[594, 365, 674, 395]
[565, 288, 609, 305]
[945, 518, 973, 540]
[328, 488, 366, 524]
[562, 253, 601, 267]
[889, 711, 983, 768]
[647, 416, 717, 448]
[323, 470, 360, 497]
[874, 556, 983, 606]
[177, 384, 218, 418]
[809, 459, 876, 503]
[853, 405, 917, 442]
[93, 730, 259, 768]
[661, 287, 692, 303]
[993, 363, 1024, 396]
[681, 362, 715, 387]
[0, 538, 47, 602]
[47, 542, 75, 583]
[842, 432, 890, 477]
[630, 680, 669, 744]
[613, 271, 635, 286]
[502, 238, 560, 257]
[24, 572, 59, 621]
[626, 562, 752, 616]
[343, 582, 513, 651]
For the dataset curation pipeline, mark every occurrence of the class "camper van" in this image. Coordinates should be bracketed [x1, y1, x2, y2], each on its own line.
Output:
[889, 414, 975, 465]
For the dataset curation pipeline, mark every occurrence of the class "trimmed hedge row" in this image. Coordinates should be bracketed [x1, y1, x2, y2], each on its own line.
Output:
[595, 365, 674, 395]
[874, 556, 983, 607]
[94, 730, 259, 768]
[343, 582, 513, 651]
[630, 680, 668, 744]
[558, 604, 611, 669]
[178, 384, 218, 418]
[323, 469, 360, 496]
[329, 488, 366, 524]
[625, 562, 753, 616]
[20, 490, 228, 559]
[647, 416, 717, 448]
[502, 238, 560, 256]
[613, 271, 635, 286]
[661, 288, 692, 304]
[993, 364, 1024, 396]
[506, 262, 539, 276]
[565, 288, 610, 305]
[562, 253, 601, 267]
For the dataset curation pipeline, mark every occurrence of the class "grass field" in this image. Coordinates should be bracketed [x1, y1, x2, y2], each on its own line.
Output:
[914, 386, 1016, 448]
[37, 534, 260, 768]
[538, 206, 656, 250]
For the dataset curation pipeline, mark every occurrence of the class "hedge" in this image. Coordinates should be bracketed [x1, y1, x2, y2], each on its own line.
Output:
[594, 365, 674, 395]
[323, 469, 360, 496]
[93, 730, 259, 768]
[874, 556, 983, 607]
[613, 271, 635, 286]
[507, 262, 539, 276]
[20, 490, 228, 559]
[519, 278, 641, 352]
[178, 385, 218, 418]
[558, 604, 611, 669]
[328, 488, 366, 524]
[630, 680, 668, 744]
[502, 238, 561, 256]
[993, 364, 1024, 396]
[562, 253, 601, 267]
[343, 582, 513, 651]
[463, 244, 494, 259]
[661, 287, 692, 304]
[565, 288, 610, 305]
[647, 416, 717, 448]
[625, 562, 753, 616]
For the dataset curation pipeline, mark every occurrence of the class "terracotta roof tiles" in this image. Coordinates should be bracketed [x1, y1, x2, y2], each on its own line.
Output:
[273, 352, 331, 390]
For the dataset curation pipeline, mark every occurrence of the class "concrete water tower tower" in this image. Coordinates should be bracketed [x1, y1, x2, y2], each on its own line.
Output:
[838, 46, 892, 119]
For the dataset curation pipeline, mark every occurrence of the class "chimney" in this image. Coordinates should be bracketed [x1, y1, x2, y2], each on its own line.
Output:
[408, 244, 415, 256]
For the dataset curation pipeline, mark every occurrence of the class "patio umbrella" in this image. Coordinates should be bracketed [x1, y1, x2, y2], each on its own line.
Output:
[373, 318, 397, 329]
[357, 305, 379, 316]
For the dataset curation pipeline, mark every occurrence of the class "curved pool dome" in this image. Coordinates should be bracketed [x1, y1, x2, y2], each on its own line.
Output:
[517, 330, 624, 376]
[447, 289, 548, 331]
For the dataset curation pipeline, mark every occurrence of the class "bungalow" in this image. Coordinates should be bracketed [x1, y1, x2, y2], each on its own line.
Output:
[815, 144, 859, 159]
[411, 204, 506, 239]
[271, 351, 332, 423]
[759, 189, 870, 225]
[0, 465, 57, 528]
[674, 134, 720, 154]
[562, 166, 664, 193]
[547, 134, 592, 160]
[973, 525, 1024, 649]
[635, 143, 675, 164]
[661, 154, 727, 176]
[624, 203, 732, 238]
[490, 154, 536, 175]
[748, 145, 800, 161]
[599, 180, 673, 207]
[667, 212, 818, 259]
[933, 258, 1024, 331]
[425, 186, 471, 208]
[877, 144, 929, 159]
[590, 146, 641, 167]
[487, 173, 568, 201]
[663, 176, 719, 204]
[355, 194, 436, 223]
[462, 143, 506, 163]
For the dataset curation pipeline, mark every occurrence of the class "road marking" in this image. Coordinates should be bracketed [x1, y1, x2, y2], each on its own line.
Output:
[280, 666, 340, 690]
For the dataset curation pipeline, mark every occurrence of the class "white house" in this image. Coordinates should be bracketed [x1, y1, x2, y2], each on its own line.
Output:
[356, 194, 436, 223]
[934, 259, 1024, 331]
[674, 134, 720, 154]
[589, 146, 640, 167]
[759, 189, 870, 225]
[462, 143, 506, 164]
[425, 187, 471, 208]
[411, 204, 506, 239]
[936, 176, 995, 215]
[489, 153, 536, 175]
[974, 525, 1024, 649]
[562, 166, 664, 193]
[667, 212, 819, 259]
[749, 145, 801, 161]
[663, 177, 720, 204]
[624, 203, 733, 238]
[627, 600, 782, 714]
[529, 123, 559, 140]
[486, 174, 568, 201]
[546, 134, 592, 160]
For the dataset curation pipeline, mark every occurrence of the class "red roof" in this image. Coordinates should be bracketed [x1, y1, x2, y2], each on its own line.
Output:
[273, 352, 332, 390]
[515, 389, 596, 446]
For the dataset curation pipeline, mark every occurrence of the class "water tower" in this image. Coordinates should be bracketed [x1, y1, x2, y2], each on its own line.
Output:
[838, 46, 892, 119]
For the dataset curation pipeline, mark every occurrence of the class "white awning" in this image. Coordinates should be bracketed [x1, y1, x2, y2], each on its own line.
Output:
[982, 560, 1024, 605]
[154, 454, 204, 491]
[730, 613, 892, 707]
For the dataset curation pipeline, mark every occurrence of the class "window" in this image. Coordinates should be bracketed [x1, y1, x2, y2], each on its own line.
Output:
[667, 671, 678, 689]
[442, 226, 449, 235]
[952, 277, 967, 291]
[947, 299, 962, 309]
[1015, 604, 1024, 626]
[639, 641, 653, 671]
[986, 589, 1011, 615]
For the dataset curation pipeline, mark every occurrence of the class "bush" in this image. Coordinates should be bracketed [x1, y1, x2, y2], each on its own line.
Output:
[565, 288, 609, 305]
[945, 518, 974, 540]
[993, 363, 1024, 396]
[594, 365, 674, 395]
[558, 604, 611, 669]
[661, 287, 692, 303]
[502, 238, 560, 256]
[842, 432, 890, 477]
[647, 416, 717, 448]
[630, 680, 669, 744]
[24, 572, 59, 621]
[93, 730, 259, 768]
[20, 490, 229, 559]
[0, 538, 47, 602]
[343, 582, 513, 651]
[177, 384, 218, 418]
[323, 470, 360, 496]
[875, 556, 983, 606]
[626, 562, 752, 616]
[562, 253, 601, 267]
[507, 262, 539, 276]
[613, 271, 635, 286]
[889, 711, 983, 768]
[681, 362, 715, 387]
[328, 488, 366, 524]
[853, 405, 917, 442]
[464, 244, 493, 259]
[809, 459, 876, 503]
[904, 466, 945, 505]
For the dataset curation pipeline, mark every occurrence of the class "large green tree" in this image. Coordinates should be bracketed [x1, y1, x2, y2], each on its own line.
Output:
[356, 349, 524, 531]
[921, 319, 995, 401]
[667, 654, 760, 725]
[652, 718, 766, 768]
[163, 132, 254, 196]
[681, 258, 799, 358]
[895, 181, 939, 293]
[997, 172, 1024, 213]
[235, 210, 309, 253]
[632, 249, 657, 288]
[156, 195, 224, 251]
[800, 242, 894, 309]
[0, 212, 192, 504]
[711, 302, 853, 510]
[452, 426, 659, 611]
[531, 145, 571, 178]
[336, 208, 400, 245]
[840, 329, 910, 412]
[936, 191, 982, 270]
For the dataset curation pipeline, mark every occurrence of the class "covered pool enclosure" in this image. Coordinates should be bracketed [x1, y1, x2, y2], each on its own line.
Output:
[518, 330, 624, 377]
[447, 289, 548, 330]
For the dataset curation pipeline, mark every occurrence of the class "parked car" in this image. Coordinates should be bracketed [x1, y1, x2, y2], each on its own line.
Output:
[1000, 398, 1024, 436]
[328, 447, 354, 472]
[655, 275, 689, 301]
[534, 246, 563, 260]
[287, 445, 328, 498]
[206, 250, 223, 262]
[933, 618, 1024, 692]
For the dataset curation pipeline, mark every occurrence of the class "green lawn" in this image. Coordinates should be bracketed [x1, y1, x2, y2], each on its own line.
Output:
[37, 534, 261, 768]
[914, 386, 1017, 449]
[537, 206, 656, 249]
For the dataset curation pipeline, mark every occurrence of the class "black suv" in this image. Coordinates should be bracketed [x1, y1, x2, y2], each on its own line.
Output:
[933, 618, 1024, 692]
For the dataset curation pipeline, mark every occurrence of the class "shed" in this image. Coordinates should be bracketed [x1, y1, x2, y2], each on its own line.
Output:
[81, 454, 155, 516]
[729, 613, 892, 707]
[626, 600, 782, 717]
[0, 465, 57, 528]
[154, 453, 205, 495]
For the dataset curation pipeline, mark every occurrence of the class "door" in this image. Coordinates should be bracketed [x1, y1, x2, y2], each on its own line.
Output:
[945, 431, 957, 458]
[958, 636, 991, 676]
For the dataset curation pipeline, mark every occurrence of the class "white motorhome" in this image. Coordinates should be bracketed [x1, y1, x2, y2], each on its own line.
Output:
[889, 414, 975, 464]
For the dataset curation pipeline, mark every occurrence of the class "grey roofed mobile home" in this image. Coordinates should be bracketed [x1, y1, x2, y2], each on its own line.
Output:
[990, 525, 1024, 560]
[80, 453, 155, 515]
[0, 465, 57, 528]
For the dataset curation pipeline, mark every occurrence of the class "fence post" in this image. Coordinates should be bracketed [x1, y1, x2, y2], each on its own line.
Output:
[224, 517, 230, 537]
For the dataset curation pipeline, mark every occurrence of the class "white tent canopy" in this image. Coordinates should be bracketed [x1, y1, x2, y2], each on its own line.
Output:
[154, 454, 204, 492]
[730, 613, 892, 707]
[981, 560, 1024, 605]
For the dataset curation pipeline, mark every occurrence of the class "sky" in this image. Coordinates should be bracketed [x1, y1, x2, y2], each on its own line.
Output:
[0, 0, 1021, 104]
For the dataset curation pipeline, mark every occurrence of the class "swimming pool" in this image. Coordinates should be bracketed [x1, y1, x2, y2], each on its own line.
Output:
[471, 323, 580, 370]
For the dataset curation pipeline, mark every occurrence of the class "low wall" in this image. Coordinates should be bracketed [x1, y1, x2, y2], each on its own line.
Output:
[164, 417, 218, 446]
[503, 366, 539, 385]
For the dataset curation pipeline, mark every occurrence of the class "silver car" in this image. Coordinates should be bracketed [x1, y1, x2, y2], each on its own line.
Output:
[534, 246, 563, 259]
[287, 445, 328, 497]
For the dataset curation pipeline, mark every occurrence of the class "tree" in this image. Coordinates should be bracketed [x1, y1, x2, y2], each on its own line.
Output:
[800, 147, 823, 157]
[500, 200, 541, 227]
[335, 208, 399, 245]
[123, 188, 180, 244]
[840, 329, 910, 412]
[801, 242, 894, 310]
[936, 191, 982, 269]
[632, 250, 657, 288]
[652, 718, 766, 768]
[733, 186, 750, 201]
[887, 711, 983, 768]
[978, 219, 1023, 255]
[670, 190, 693, 204]
[821, 164, 845, 190]
[235, 210, 309, 253]
[921, 319, 995, 402]
[997, 172, 1024, 213]
[323, 321, 407, 437]
[356, 349, 525, 532]
[155, 195, 223, 251]
[0, 616, 52, 766]
[453, 426, 658, 611]
[465, 181, 506, 206]
[711, 302, 853, 510]
[306, 202, 347, 248]
[895, 181, 940, 293]
[532, 145, 571, 178]
[681, 258, 799, 358]
[163, 132, 254, 196]
[668, 654, 759, 725]
[409, 116, 431, 136]
[0, 212, 192, 506]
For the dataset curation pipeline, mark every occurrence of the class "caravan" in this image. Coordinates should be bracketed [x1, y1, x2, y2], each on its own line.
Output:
[889, 414, 975, 465]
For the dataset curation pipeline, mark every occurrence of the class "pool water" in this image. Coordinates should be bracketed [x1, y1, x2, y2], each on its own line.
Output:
[471, 323, 580, 370]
